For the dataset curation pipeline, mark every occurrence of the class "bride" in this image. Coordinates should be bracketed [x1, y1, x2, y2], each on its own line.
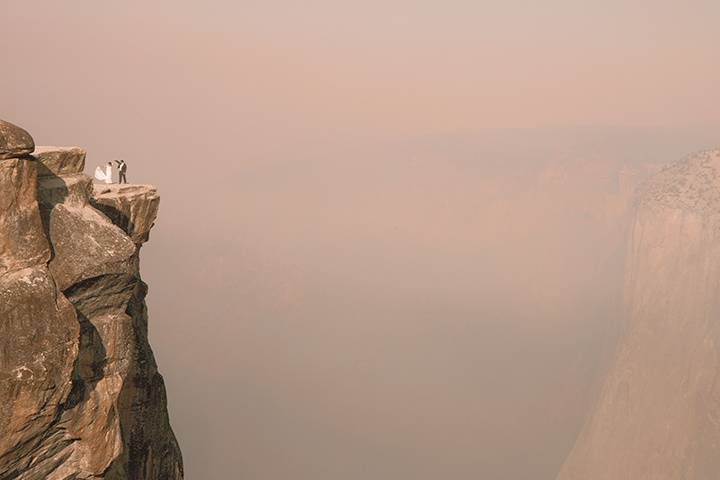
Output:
[94, 162, 114, 184]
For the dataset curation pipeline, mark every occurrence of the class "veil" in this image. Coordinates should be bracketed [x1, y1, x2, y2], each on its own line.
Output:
[94, 166, 107, 181]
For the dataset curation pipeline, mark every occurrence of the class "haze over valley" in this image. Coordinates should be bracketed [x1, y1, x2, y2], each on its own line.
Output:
[4, 2, 720, 478]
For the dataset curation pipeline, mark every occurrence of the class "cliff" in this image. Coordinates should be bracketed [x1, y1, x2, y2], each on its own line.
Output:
[0, 120, 183, 479]
[557, 149, 720, 479]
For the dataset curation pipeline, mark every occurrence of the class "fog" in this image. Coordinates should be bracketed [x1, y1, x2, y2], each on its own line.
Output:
[4, 2, 720, 478]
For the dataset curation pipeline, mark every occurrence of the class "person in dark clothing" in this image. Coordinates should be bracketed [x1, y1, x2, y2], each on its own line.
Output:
[115, 160, 128, 184]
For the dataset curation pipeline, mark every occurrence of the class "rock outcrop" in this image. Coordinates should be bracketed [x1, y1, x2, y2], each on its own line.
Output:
[32, 146, 87, 177]
[557, 149, 720, 479]
[92, 185, 160, 245]
[0, 120, 34, 159]
[0, 122, 183, 479]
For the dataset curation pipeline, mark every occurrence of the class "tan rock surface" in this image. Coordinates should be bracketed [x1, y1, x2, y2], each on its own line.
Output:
[0, 266, 79, 477]
[32, 146, 86, 177]
[557, 150, 720, 480]
[0, 120, 34, 159]
[0, 158, 50, 277]
[92, 184, 160, 244]
[0, 121, 182, 479]
[38, 173, 93, 208]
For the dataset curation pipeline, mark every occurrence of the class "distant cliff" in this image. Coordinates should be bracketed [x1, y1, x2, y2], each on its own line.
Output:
[558, 149, 720, 479]
[0, 120, 183, 479]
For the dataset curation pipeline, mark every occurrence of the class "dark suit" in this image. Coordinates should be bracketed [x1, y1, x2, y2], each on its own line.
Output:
[116, 161, 128, 184]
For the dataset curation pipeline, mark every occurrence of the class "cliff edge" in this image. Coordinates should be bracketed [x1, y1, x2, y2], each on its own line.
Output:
[0, 120, 183, 479]
[557, 149, 720, 479]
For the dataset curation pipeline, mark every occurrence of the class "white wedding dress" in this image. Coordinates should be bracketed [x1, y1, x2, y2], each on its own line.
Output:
[94, 165, 113, 184]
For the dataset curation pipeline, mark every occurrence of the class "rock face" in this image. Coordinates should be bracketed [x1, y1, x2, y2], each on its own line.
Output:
[92, 184, 160, 245]
[0, 128, 183, 478]
[32, 146, 87, 177]
[0, 120, 34, 159]
[557, 149, 720, 480]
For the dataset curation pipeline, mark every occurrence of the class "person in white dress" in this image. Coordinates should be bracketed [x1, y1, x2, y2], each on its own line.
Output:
[94, 162, 114, 184]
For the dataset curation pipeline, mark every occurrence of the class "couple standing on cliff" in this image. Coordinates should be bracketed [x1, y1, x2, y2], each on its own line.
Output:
[95, 160, 128, 184]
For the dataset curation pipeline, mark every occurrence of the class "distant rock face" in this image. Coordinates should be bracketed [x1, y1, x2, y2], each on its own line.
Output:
[0, 120, 34, 159]
[557, 150, 720, 480]
[0, 130, 182, 478]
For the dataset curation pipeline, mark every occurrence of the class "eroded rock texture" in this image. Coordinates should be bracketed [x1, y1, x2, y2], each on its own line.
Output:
[557, 149, 720, 480]
[0, 120, 34, 160]
[0, 130, 182, 479]
[91, 185, 160, 245]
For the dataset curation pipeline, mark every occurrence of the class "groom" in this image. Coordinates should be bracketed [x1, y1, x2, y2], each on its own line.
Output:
[115, 159, 128, 184]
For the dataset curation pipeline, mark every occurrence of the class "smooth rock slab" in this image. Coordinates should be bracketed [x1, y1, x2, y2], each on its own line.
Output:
[38, 173, 93, 208]
[0, 120, 34, 159]
[44, 203, 137, 291]
[33, 146, 87, 177]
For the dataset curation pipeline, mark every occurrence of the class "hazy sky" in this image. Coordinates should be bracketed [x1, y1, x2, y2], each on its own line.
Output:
[3, 1, 720, 479]
[6, 1, 720, 135]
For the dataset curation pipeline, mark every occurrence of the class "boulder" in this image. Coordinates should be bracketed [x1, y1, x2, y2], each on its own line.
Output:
[0, 120, 34, 159]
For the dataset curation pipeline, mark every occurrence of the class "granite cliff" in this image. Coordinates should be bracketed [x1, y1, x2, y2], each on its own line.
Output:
[558, 149, 720, 479]
[0, 120, 183, 479]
